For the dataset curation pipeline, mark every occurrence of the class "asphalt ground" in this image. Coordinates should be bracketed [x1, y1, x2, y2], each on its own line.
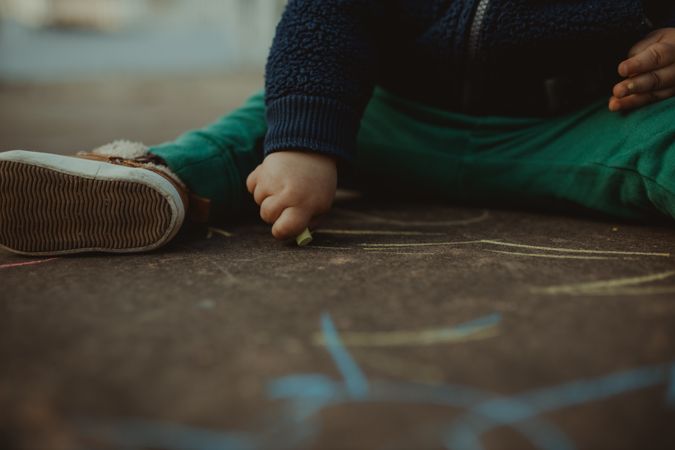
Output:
[1, 75, 674, 450]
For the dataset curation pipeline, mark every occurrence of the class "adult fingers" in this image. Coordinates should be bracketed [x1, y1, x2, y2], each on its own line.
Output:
[272, 206, 311, 240]
[627, 29, 665, 58]
[613, 64, 675, 98]
[619, 42, 675, 77]
[259, 195, 285, 224]
[609, 87, 675, 112]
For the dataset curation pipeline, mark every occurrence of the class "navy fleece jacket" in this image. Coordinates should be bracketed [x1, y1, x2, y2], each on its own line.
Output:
[264, 0, 675, 161]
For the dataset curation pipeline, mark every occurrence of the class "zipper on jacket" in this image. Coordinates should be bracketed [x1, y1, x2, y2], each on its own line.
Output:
[462, 0, 491, 110]
[467, 0, 490, 59]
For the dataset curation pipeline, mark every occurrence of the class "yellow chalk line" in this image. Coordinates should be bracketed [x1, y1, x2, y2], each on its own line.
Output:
[486, 250, 617, 260]
[361, 239, 670, 257]
[316, 229, 444, 236]
[530, 271, 675, 295]
[313, 324, 499, 348]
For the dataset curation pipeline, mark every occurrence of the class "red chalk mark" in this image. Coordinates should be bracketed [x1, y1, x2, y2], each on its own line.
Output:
[0, 258, 58, 270]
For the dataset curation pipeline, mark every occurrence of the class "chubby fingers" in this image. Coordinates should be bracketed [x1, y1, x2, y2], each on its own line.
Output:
[261, 197, 319, 240]
[272, 206, 312, 240]
[259, 195, 285, 224]
[246, 167, 317, 241]
[254, 185, 318, 240]
[247, 169, 275, 206]
[246, 166, 260, 195]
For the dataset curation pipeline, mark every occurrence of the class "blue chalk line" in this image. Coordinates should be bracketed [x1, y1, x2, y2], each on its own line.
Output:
[454, 313, 502, 332]
[445, 363, 671, 450]
[668, 363, 675, 407]
[321, 312, 369, 399]
[75, 312, 674, 450]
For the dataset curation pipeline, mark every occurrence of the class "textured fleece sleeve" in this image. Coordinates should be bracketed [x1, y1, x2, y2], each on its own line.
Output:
[264, 0, 378, 161]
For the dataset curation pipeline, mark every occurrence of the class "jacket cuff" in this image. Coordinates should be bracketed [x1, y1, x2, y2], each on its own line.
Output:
[264, 95, 361, 161]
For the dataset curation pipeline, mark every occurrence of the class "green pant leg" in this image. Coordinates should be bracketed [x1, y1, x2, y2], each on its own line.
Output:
[149, 90, 266, 219]
[354, 88, 473, 198]
[356, 88, 675, 222]
[463, 96, 675, 221]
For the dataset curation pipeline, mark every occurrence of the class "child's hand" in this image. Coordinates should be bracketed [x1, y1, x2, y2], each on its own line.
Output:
[246, 151, 337, 240]
[610, 28, 675, 112]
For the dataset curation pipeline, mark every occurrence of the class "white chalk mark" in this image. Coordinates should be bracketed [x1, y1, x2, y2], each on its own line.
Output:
[207, 259, 238, 284]
[564, 286, 675, 296]
[232, 251, 298, 263]
[208, 227, 234, 238]
[333, 208, 490, 227]
[308, 246, 353, 250]
[361, 239, 670, 257]
[363, 250, 438, 256]
[362, 240, 484, 248]
[316, 229, 444, 236]
[486, 250, 616, 260]
[531, 271, 675, 295]
[479, 240, 670, 257]
[0, 258, 58, 270]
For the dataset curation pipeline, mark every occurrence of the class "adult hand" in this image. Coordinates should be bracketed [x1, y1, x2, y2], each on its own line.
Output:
[246, 151, 337, 240]
[610, 28, 675, 112]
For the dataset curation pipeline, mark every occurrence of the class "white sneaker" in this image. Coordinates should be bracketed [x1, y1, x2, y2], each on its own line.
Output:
[0, 147, 187, 255]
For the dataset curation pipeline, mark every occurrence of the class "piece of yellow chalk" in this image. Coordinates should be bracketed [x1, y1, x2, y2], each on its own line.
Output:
[296, 228, 313, 247]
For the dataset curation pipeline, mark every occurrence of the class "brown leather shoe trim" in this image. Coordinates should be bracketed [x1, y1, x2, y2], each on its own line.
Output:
[77, 152, 195, 220]
[188, 194, 211, 224]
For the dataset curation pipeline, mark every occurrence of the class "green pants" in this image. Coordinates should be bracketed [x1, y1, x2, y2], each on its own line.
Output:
[150, 88, 675, 223]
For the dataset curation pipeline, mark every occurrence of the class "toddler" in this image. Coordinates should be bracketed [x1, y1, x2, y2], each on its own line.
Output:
[1, 0, 675, 255]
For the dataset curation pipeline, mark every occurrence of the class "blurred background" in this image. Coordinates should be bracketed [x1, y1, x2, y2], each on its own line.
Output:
[0, 0, 286, 81]
[0, 0, 284, 153]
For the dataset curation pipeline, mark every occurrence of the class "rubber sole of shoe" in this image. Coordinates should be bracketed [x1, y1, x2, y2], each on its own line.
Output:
[0, 152, 183, 255]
